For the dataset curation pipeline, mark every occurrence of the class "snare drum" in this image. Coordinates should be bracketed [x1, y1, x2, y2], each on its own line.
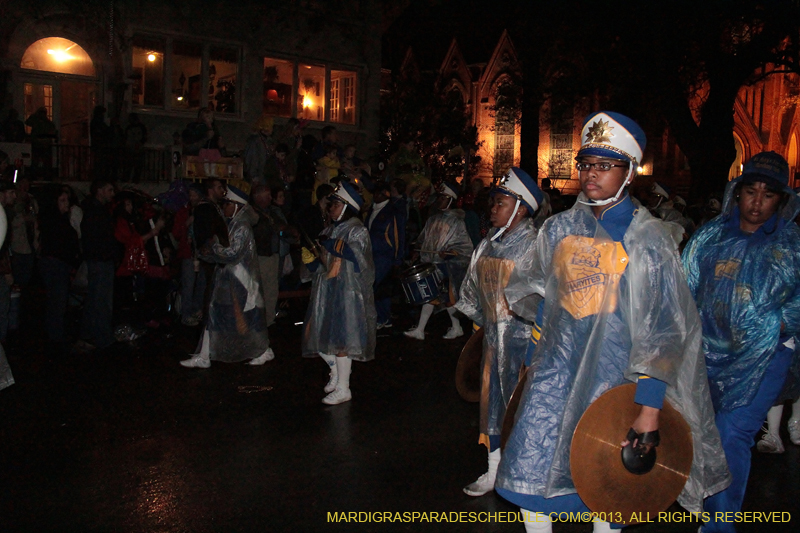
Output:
[401, 262, 444, 305]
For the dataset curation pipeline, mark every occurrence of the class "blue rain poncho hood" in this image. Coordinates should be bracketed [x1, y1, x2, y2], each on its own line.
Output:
[456, 217, 539, 439]
[682, 177, 800, 412]
[497, 194, 730, 512]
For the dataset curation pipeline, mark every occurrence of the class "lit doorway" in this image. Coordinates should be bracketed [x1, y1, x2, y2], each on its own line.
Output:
[17, 37, 99, 178]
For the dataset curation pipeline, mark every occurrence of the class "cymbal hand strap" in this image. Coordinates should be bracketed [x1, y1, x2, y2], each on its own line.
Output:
[621, 428, 660, 475]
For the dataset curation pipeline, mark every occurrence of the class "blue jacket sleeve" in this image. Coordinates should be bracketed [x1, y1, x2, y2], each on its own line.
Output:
[634, 375, 668, 410]
[323, 238, 361, 273]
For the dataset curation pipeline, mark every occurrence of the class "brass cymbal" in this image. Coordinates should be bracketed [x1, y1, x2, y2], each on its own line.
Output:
[570, 383, 693, 524]
[455, 328, 483, 403]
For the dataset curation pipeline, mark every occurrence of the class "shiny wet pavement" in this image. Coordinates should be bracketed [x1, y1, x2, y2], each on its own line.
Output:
[1, 309, 799, 533]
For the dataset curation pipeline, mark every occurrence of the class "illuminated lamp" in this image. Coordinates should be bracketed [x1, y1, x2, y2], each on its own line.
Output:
[637, 166, 644, 173]
[147, 53, 156, 62]
[267, 89, 278, 101]
[47, 49, 73, 62]
[302, 94, 313, 108]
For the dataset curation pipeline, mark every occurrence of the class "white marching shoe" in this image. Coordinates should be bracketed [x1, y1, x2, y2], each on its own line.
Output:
[247, 347, 275, 365]
[463, 448, 500, 496]
[322, 357, 352, 405]
[324, 367, 339, 393]
[404, 327, 425, 340]
[756, 432, 785, 454]
[788, 419, 800, 445]
[320, 353, 338, 393]
[443, 324, 464, 339]
[322, 387, 352, 405]
[180, 354, 210, 368]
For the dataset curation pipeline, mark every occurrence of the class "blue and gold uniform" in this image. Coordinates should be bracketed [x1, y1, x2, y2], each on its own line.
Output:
[496, 113, 728, 529]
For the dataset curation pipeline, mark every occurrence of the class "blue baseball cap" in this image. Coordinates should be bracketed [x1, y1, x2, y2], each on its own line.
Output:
[739, 151, 791, 192]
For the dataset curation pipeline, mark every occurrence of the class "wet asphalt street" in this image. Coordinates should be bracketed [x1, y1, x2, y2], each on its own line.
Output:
[1, 298, 799, 533]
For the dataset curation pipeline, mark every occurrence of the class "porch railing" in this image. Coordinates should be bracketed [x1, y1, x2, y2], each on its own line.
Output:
[46, 144, 173, 182]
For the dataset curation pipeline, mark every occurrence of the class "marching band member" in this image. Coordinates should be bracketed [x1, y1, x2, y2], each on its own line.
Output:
[302, 182, 377, 405]
[180, 186, 274, 368]
[495, 112, 728, 532]
[457, 167, 544, 497]
[405, 182, 473, 340]
[682, 152, 800, 533]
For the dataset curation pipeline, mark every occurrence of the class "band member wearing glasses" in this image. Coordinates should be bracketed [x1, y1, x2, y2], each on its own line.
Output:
[495, 112, 728, 532]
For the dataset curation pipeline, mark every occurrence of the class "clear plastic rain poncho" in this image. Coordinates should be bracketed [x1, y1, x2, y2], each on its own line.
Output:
[496, 196, 730, 512]
[417, 209, 473, 299]
[457, 217, 538, 438]
[302, 217, 376, 361]
[682, 180, 800, 412]
[199, 205, 269, 362]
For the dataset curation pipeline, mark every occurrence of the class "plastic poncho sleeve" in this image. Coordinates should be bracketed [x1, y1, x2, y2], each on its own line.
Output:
[417, 211, 474, 263]
[681, 233, 702, 298]
[338, 224, 373, 276]
[208, 223, 249, 264]
[781, 284, 800, 337]
[624, 237, 689, 388]
[457, 241, 487, 328]
[504, 224, 549, 322]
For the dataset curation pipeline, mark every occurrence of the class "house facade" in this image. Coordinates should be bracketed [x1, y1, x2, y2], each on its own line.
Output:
[0, 0, 382, 180]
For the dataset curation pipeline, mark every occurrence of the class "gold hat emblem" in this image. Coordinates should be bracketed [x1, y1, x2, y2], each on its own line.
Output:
[585, 119, 614, 144]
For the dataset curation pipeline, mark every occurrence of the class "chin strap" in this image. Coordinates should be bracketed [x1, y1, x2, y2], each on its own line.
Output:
[577, 165, 635, 207]
[335, 204, 347, 222]
[491, 198, 521, 242]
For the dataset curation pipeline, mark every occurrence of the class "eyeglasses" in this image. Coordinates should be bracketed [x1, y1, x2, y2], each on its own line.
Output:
[575, 162, 628, 172]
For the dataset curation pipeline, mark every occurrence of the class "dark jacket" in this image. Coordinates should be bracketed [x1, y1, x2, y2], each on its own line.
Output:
[192, 200, 229, 252]
[81, 198, 118, 262]
[251, 205, 279, 257]
[39, 209, 81, 268]
[365, 197, 407, 264]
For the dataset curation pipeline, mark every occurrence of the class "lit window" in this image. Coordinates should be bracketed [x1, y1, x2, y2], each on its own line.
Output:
[20, 37, 95, 77]
[132, 36, 165, 107]
[298, 64, 325, 121]
[172, 42, 202, 110]
[263, 58, 294, 118]
[330, 70, 356, 124]
[210, 47, 238, 114]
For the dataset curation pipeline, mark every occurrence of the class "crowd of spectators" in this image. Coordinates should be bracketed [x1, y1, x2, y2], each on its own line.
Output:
[0, 111, 740, 361]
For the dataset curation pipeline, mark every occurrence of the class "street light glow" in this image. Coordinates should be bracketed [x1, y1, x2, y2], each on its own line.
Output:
[148, 53, 156, 62]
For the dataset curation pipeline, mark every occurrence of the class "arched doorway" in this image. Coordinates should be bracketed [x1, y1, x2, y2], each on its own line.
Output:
[16, 37, 100, 179]
[728, 133, 745, 181]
